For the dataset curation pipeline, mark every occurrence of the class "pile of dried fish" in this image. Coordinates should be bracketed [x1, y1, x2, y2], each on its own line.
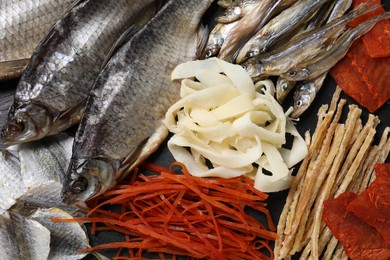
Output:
[0, 134, 92, 259]
[205, 0, 389, 117]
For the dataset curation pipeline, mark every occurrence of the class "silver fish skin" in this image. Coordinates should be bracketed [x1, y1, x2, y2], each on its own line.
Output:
[241, 2, 376, 78]
[10, 212, 51, 260]
[0, 0, 157, 146]
[328, 0, 352, 22]
[0, 213, 20, 259]
[218, 0, 287, 60]
[17, 134, 80, 213]
[235, 0, 329, 63]
[62, 0, 213, 204]
[0, 0, 75, 80]
[282, 12, 390, 81]
[290, 73, 327, 118]
[204, 0, 261, 58]
[29, 208, 90, 260]
[0, 148, 26, 211]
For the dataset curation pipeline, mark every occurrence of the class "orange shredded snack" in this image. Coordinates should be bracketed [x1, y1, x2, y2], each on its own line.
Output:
[55, 162, 277, 259]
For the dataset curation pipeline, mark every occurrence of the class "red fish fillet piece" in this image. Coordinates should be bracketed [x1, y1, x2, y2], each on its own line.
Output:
[330, 39, 390, 112]
[346, 171, 390, 244]
[374, 163, 390, 179]
[323, 192, 390, 260]
[351, 0, 390, 58]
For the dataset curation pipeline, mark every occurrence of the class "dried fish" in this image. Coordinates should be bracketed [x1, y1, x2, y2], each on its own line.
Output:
[62, 0, 213, 204]
[1, 0, 157, 146]
[0, 0, 75, 80]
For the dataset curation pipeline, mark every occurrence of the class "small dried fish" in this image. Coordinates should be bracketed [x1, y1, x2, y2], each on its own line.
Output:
[291, 73, 328, 118]
[241, 3, 375, 78]
[282, 12, 390, 81]
[235, 0, 328, 63]
[204, 0, 284, 60]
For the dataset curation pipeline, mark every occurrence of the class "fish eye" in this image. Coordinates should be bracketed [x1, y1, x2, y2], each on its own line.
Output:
[281, 82, 288, 90]
[295, 100, 303, 108]
[288, 70, 297, 77]
[205, 50, 215, 58]
[245, 51, 254, 59]
[71, 176, 88, 194]
[8, 120, 25, 135]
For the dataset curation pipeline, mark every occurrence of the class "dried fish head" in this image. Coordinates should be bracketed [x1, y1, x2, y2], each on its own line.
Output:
[283, 67, 310, 81]
[241, 59, 265, 79]
[291, 81, 317, 118]
[276, 76, 296, 103]
[1, 103, 51, 145]
[204, 22, 237, 58]
[63, 157, 118, 204]
[234, 38, 262, 63]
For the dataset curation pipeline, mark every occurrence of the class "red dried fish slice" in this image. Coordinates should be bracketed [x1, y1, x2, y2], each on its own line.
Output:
[330, 39, 390, 112]
[351, 0, 390, 58]
[346, 164, 390, 243]
[323, 192, 390, 260]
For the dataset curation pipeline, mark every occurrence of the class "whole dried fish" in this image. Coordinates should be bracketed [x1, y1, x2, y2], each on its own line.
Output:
[62, 0, 213, 204]
[235, 0, 329, 63]
[282, 12, 390, 81]
[241, 3, 376, 79]
[204, 0, 284, 60]
[0, 0, 157, 146]
[290, 73, 327, 118]
[0, 0, 75, 80]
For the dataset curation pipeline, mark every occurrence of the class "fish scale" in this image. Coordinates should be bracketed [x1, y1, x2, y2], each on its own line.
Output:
[0, 0, 74, 69]
[63, 0, 214, 203]
[1, 0, 157, 146]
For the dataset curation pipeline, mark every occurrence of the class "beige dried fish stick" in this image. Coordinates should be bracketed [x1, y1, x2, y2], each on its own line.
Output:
[292, 100, 346, 255]
[288, 101, 342, 255]
[308, 124, 346, 259]
[333, 117, 377, 194]
[279, 99, 337, 257]
[274, 133, 311, 259]
[303, 106, 360, 256]
[358, 145, 380, 191]
[370, 134, 390, 184]
[323, 236, 338, 259]
[275, 132, 311, 260]
[330, 105, 363, 194]
[335, 126, 377, 197]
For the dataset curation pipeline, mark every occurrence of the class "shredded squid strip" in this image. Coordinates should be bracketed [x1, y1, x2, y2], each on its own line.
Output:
[165, 58, 308, 192]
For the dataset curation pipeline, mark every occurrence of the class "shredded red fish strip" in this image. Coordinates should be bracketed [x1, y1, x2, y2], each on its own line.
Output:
[54, 162, 277, 259]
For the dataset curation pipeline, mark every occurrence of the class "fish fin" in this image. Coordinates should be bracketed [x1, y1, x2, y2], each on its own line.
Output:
[100, 25, 141, 70]
[117, 124, 168, 179]
[196, 24, 210, 59]
[0, 59, 29, 80]
[50, 99, 86, 134]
